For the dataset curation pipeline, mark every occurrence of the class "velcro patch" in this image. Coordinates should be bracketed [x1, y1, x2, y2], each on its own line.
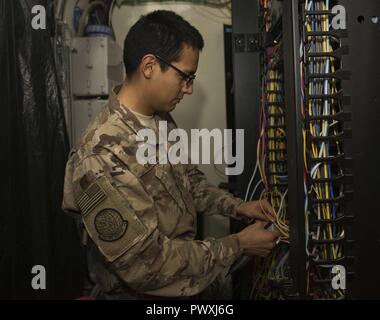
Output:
[95, 209, 128, 242]
[78, 176, 147, 262]
[77, 183, 106, 215]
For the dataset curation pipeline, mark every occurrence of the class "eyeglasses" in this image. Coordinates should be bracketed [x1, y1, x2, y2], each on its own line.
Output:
[154, 55, 196, 87]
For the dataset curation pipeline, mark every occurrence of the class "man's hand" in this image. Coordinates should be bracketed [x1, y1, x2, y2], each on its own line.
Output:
[236, 221, 280, 257]
[236, 200, 276, 222]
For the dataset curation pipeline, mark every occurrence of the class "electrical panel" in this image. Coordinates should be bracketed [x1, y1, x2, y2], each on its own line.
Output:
[232, 0, 380, 299]
[71, 37, 124, 97]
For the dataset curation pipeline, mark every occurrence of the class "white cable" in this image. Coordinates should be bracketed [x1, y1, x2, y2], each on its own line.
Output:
[304, 181, 311, 256]
[249, 179, 263, 202]
[244, 159, 259, 201]
[275, 251, 290, 278]
[109, 0, 116, 27]
[311, 162, 322, 179]
[276, 189, 288, 218]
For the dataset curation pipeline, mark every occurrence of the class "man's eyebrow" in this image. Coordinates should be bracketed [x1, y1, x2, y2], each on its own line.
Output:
[184, 70, 196, 75]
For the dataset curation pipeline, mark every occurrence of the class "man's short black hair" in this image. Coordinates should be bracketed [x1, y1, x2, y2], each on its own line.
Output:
[123, 10, 204, 78]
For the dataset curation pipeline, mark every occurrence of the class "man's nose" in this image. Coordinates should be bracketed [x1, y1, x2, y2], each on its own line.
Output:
[182, 82, 194, 95]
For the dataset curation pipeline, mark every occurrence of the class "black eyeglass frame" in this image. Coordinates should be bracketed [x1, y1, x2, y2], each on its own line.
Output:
[154, 55, 196, 86]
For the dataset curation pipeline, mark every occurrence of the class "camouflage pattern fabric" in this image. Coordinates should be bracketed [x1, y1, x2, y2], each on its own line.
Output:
[62, 85, 244, 298]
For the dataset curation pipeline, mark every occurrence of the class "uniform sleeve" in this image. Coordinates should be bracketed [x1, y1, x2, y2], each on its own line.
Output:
[186, 164, 244, 220]
[69, 152, 242, 297]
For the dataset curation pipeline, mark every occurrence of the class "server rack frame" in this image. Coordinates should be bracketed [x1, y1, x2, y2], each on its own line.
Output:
[232, 0, 380, 299]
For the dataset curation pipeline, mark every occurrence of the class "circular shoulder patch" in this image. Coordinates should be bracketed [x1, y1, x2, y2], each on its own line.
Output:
[94, 209, 128, 242]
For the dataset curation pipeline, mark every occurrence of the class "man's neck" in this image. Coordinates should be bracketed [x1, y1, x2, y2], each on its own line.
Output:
[116, 82, 154, 116]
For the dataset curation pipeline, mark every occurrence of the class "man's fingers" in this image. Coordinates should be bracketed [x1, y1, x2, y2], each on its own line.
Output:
[261, 240, 276, 250]
[261, 229, 281, 242]
[252, 223, 281, 242]
[255, 220, 268, 228]
[254, 211, 270, 222]
[254, 221, 278, 236]
[270, 230, 281, 239]
[260, 199, 276, 217]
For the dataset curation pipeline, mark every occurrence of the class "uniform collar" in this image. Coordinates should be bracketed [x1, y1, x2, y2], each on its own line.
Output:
[108, 84, 148, 134]
[108, 84, 178, 134]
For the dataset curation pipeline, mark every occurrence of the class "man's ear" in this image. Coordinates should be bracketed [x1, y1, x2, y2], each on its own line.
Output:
[140, 54, 156, 79]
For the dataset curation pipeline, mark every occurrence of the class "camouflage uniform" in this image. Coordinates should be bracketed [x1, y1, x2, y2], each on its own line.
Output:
[62, 85, 244, 298]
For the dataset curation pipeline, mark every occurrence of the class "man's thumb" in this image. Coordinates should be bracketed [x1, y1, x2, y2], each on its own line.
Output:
[255, 220, 267, 228]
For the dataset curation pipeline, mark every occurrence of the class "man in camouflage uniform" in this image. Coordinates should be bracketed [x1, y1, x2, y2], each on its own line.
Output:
[62, 10, 279, 299]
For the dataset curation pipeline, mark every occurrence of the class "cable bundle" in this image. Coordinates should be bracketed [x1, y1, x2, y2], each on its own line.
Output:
[301, 0, 348, 299]
[258, 0, 273, 32]
[249, 37, 292, 298]
[263, 57, 289, 241]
